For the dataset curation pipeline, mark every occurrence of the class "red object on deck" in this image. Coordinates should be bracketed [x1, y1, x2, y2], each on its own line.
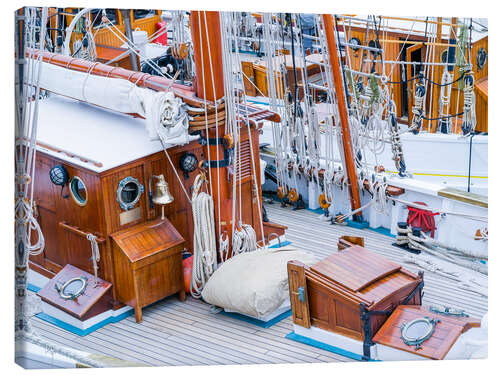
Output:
[407, 201, 439, 237]
[183, 255, 193, 294]
[153, 22, 168, 46]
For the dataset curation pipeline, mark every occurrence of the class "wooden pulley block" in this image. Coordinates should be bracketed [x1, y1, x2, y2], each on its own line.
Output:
[176, 43, 189, 59]
[374, 165, 385, 173]
[223, 134, 234, 149]
[318, 193, 331, 210]
[288, 188, 299, 203]
[276, 186, 287, 200]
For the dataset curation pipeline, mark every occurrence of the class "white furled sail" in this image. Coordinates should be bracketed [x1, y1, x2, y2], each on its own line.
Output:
[33, 60, 190, 147]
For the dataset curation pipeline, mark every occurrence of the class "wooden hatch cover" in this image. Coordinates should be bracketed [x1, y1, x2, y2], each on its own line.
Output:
[110, 218, 184, 267]
[37, 264, 112, 320]
[310, 245, 402, 292]
[373, 305, 481, 360]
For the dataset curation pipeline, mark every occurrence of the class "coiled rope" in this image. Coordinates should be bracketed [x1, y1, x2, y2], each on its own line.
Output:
[190, 173, 217, 299]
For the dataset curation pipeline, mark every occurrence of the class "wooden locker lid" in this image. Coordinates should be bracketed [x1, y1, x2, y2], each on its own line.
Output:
[310, 245, 402, 292]
[37, 264, 111, 319]
[111, 218, 184, 263]
[373, 305, 481, 360]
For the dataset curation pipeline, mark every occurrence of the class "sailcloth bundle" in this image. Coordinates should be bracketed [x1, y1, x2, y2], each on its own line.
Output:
[33, 60, 190, 146]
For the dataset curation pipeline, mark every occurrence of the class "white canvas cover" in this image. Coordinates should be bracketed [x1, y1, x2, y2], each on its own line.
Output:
[34, 60, 190, 147]
[201, 246, 318, 319]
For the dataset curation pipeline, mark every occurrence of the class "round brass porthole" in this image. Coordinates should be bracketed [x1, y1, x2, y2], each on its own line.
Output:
[400, 316, 440, 350]
[116, 176, 144, 211]
[55, 276, 88, 300]
[69, 176, 88, 206]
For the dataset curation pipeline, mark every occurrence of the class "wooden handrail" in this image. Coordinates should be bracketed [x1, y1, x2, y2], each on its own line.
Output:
[59, 222, 106, 243]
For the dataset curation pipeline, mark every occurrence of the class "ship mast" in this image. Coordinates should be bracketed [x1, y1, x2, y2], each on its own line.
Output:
[190, 11, 232, 258]
[322, 14, 362, 217]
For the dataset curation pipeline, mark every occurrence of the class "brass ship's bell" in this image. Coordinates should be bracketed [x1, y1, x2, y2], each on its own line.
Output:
[151, 174, 174, 219]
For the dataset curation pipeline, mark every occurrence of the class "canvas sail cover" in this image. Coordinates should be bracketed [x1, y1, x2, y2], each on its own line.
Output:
[33, 60, 190, 147]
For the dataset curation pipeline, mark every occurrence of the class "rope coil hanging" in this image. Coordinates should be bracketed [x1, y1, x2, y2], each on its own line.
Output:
[190, 173, 217, 299]
[86, 233, 100, 287]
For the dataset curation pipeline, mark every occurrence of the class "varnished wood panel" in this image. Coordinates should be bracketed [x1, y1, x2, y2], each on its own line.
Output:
[373, 305, 481, 360]
[287, 260, 311, 328]
[37, 264, 112, 320]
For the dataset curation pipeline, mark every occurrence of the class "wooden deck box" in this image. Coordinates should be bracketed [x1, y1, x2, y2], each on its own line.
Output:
[287, 245, 423, 359]
[37, 264, 112, 321]
[110, 218, 186, 323]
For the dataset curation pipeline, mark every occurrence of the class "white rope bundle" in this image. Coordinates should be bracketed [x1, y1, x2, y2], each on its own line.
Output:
[86, 233, 101, 287]
[190, 174, 217, 299]
[231, 223, 258, 257]
[14, 198, 45, 256]
[438, 70, 453, 132]
[462, 73, 477, 133]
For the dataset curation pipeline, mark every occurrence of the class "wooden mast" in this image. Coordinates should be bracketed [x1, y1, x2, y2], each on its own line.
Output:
[190, 11, 232, 258]
[322, 14, 362, 216]
[190, 11, 225, 102]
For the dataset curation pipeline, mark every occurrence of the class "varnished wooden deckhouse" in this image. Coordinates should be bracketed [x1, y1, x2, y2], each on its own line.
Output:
[29, 11, 285, 323]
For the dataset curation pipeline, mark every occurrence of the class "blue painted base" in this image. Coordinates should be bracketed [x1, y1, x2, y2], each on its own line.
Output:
[285, 332, 378, 362]
[367, 226, 396, 238]
[346, 219, 370, 230]
[27, 283, 133, 336]
[263, 192, 396, 239]
[268, 240, 292, 249]
[220, 309, 292, 328]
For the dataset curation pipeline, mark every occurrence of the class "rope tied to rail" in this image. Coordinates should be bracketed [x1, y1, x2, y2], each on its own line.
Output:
[86, 233, 100, 287]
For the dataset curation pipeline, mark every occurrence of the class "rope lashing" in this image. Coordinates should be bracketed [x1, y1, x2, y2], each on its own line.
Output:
[401, 228, 488, 275]
[461, 72, 476, 135]
[406, 201, 439, 238]
[86, 233, 100, 287]
[231, 223, 258, 257]
[410, 80, 426, 134]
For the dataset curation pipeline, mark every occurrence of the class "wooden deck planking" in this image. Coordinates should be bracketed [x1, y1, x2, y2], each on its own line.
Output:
[29, 202, 486, 366]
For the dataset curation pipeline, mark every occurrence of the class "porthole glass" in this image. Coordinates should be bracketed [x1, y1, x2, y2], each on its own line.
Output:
[56, 276, 88, 300]
[401, 317, 439, 349]
[69, 176, 88, 206]
[476, 48, 487, 71]
[116, 176, 144, 211]
[348, 37, 361, 51]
